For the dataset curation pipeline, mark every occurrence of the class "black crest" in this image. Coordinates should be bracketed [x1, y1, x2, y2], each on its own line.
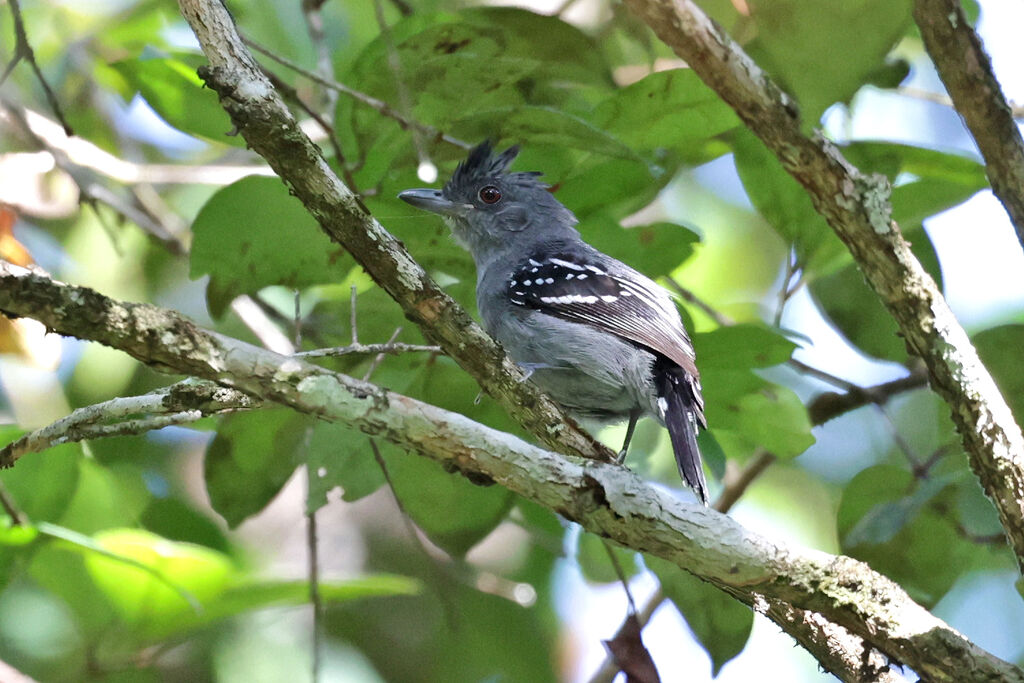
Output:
[443, 140, 544, 199]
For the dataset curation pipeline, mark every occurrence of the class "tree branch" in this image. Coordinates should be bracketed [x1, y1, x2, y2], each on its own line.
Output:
[914, 0, 1024, 253]
[175, 0, 612, 465]
[623, 0, 1024, 573]
[0, 261, 1020, 682]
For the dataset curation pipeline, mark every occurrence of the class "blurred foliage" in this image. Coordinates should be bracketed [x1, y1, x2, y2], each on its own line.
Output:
[1, 0, 1022, 680]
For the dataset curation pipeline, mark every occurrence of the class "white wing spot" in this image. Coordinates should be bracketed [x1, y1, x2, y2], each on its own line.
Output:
[577, 273, 588, 280]
[550, 258, 584, 271]
[657, 397, 669, 417]
[545, 277, 554, 284]
[565, 274, 575, 280]
[584, 264, 605, 274]
[523, 279, 532, 286]
[600, 295, 618, 303]
[529, 258, 542, 266]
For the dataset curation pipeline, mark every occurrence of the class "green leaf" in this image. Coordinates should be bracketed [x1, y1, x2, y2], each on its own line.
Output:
[585, 221, 699, 278]
[732, 128, 847, 274]
[837, 465, 972, 606]
[306, 424, 385, 510]
[190, 176, 350, 317]
[0, 434, 79, 523]
[204, 410, 306, 527]
[693, 325, 813, 459]
[841, 142, 988, 227]
[575, 532, 639, 584]
[646, 555, 752, 675]
[591, 69, 740, 157]
[110, 51, 240, 146]
[146, 575, 420, 641]
[455, 106, 640, 161]
[973, 324, 1024, 426]
[81, 528, 234, 627]
[810, 228, 943, 361]
[381, 442, 514, 557]
[745, 0, 912, 121]
[694, 323, 798, 370]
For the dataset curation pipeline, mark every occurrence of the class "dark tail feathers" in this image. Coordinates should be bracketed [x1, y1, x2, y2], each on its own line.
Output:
[654, 361, 709, 506]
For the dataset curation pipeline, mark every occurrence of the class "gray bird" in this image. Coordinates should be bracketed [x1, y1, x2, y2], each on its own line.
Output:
[399, 142, 709, 505]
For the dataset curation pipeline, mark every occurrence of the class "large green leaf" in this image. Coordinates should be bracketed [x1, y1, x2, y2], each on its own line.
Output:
[111, 51, 240, 146]
[732, 129, 848, 274]
[837, 465, 973, 606]
[646, 555, 753, 676]
[745, 0, 912, 121]
[203, 410, 307, 528]
[810, 227, 943, 362]
[591, 69, 740, 158]
[842, 142, 988, 227]
[190, 176, 350, 317]
[694, 325, 814, 460]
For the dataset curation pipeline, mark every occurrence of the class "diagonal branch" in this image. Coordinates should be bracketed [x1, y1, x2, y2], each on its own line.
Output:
[0, 260, 1020, 683]
[175, 0, 612, 464]
[914, 0, 1024, 253]
[623, 0, 1024, 574]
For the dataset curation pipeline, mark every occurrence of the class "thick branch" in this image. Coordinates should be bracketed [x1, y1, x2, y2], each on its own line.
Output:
[914, 0, 1024, 252]
[175, 0, 612, 464]
[0, 261, 1020, 682]
[624, 0, 1024, 573]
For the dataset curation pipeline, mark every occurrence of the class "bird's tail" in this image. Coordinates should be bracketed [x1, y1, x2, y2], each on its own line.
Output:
[654, 360, 709, 506]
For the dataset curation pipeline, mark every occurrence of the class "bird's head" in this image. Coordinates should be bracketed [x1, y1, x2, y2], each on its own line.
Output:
[399, 141, 577, 262]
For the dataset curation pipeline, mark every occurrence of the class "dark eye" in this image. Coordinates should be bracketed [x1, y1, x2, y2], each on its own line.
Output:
[478, 185, 502, 204]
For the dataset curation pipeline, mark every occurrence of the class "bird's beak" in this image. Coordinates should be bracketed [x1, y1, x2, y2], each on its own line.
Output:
[398, 189, 467, 216]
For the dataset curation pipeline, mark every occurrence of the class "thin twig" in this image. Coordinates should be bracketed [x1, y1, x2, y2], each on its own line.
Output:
[0, 380, 257, 467]
[362, 328, 403, 382]
[0, 481, 26, 525]
[1, 0, 73, 134]
[298, 341, 442, 359]
[300, 0, 337, 113]
[663, 275, 735, 327]
[303, 430, 323, 683]
[773, 249, 800, 327]
[261, 67, 366, 205]
[372, 0, 430, 170]
[242, 35, 470, 150]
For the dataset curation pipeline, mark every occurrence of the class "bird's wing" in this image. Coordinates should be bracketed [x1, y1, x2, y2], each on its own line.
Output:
[507, 253, 700, 383]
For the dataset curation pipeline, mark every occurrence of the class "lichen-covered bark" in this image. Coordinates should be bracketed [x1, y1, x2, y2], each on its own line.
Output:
[623, 0, 1024, 574]
[174, 0, 613, 464]
[0, 260, 1020, 682]
[914, 0, 1024, 254]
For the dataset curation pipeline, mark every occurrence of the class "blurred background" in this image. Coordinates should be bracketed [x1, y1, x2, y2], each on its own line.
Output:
[1, 0, 1023, 680]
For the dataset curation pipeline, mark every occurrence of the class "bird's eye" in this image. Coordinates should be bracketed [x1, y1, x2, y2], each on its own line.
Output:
[478, 185, 502, 204]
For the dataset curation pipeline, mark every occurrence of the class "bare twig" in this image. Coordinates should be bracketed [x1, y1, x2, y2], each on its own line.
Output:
[806, 367, 930, 427]
[1, 0, 72, 134]
[298, 341, 442, 359]
[663, 275, 735, 327]
[0, 380, 257, 467]
[0, 481, 26, 525]
[914, 0, 1024, 253]
[897, 86, 1024, 120]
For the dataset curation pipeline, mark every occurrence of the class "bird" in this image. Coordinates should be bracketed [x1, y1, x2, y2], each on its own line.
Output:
[399, 141, 709, 505]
